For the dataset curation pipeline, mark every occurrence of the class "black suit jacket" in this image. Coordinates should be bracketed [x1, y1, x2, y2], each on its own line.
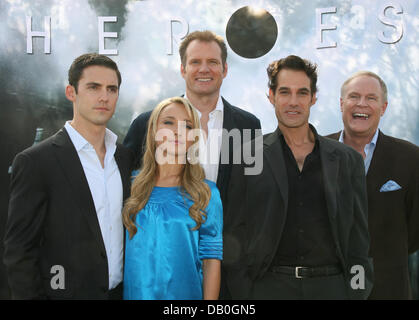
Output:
[224, 127, 373, 299]
[328, 130, 419, 299]
[123, 97, 261, 207]
[3, 128, 133, 299]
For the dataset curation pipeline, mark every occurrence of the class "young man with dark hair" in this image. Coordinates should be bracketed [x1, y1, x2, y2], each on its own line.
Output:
[4, 53, 133, 299]
[68, 53, 122, 93]
[224, 55, 373, 299]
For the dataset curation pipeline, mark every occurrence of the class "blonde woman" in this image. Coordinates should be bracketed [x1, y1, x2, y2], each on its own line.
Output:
[122, 97, 222, 300]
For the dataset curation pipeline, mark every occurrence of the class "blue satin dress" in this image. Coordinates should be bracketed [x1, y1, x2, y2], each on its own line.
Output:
[123, 180, 223, 300]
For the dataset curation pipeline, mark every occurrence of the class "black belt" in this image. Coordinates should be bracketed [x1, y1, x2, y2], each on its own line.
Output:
[269, 264, 342, 279]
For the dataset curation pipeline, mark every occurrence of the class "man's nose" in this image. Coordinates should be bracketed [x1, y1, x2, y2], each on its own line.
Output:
[198, 62, 210, 72]
[289, 93, 299, 106]
[99, 88, 109, 102]
[357, 96, 368, 106]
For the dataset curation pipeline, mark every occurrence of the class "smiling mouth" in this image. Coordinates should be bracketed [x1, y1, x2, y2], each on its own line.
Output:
[196, 78, 212, 82]
[353, 113, 369, 120]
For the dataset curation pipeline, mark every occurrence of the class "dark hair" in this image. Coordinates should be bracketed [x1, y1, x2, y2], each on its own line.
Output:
[68, 53, 122, 93]
[179, 30, 227, 70]
[267, 55, 318, 95]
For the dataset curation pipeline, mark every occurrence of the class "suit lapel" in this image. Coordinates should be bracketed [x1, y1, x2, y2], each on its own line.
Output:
[216, 98, 234, 197]
[365, 131, 389, 227]
[264, 129, 289, 212]
[114, 145, 130, 201]
[366, 130, 384, 184]
[319, 136, 339, 221]
[52, 128, 106, 254]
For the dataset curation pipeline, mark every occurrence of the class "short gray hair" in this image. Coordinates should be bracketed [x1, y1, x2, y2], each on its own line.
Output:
[341, 71, 388, 103]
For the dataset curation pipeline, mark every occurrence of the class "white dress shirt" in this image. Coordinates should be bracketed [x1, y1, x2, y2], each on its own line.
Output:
[65, 121, 123, 290]
[186, 94, 224, 183]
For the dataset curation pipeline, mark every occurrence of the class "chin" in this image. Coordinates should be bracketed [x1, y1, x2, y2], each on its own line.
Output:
[347, 128, 372, 137]
[92, 120, 111, 126]
[280, 121, 306, 129]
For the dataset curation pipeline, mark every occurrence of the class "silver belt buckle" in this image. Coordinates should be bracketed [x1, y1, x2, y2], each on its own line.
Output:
[295, 266, 303, 279]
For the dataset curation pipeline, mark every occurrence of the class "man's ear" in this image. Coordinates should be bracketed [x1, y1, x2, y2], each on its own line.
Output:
[381, 101, 388, 117]
[65, 85, 76, 102]
[268, 88, 275, 105]
[222, 62, 228, 79]
[340, 97, 344, 113]
[180, 64, 186, 79]
[310, 93, 317, 107]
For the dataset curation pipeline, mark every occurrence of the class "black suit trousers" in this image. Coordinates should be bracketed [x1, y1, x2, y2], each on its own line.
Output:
[251, 272, 349, 300]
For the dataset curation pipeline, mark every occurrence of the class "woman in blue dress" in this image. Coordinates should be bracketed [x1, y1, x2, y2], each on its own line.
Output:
[122, 97, 223, 300]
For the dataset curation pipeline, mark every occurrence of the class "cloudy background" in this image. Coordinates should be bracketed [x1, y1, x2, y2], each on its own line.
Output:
[1, 0, 417, 142]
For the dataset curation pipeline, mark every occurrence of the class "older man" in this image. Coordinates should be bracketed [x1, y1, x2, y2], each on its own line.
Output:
[328, 71, 419, 299]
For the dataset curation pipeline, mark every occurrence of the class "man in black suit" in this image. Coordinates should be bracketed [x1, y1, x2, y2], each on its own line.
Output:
[3, 53, 132, 299]
[224, 55, 373, 299]
[123, 30, 261, 204]
[122, 30, 261, 299]
[327, 71, 419, 299]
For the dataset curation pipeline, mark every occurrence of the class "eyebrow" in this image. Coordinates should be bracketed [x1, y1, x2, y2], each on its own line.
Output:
[85, 82, 118, 89]
[161, 116, 192, 122]
[277, 86, 310, 92]
[347, 91, 378, 96]
[85, 82, 101, 86]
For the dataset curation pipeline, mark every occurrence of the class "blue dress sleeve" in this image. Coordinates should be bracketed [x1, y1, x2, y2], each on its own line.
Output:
[198, 181, 223, 261]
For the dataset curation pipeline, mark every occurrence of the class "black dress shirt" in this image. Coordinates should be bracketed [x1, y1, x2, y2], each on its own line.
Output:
[271, 130, 339, 267]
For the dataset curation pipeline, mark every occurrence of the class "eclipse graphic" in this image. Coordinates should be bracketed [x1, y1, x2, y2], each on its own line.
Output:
[226, 6, 278, 59]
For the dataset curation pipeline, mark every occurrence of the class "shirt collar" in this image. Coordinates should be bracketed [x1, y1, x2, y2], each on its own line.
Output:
[370, 129, 379, 146]
[214, 95, 224, 113]
[339, 129, 379, 146]
[64, 121, 117, 152]
[184, 94, 224, 118]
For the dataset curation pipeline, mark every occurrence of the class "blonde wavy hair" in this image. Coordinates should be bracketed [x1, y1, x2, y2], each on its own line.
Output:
[123, 97, 211, 239]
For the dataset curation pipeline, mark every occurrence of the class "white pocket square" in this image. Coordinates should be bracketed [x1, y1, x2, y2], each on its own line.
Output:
[380, 180, 402, 192]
